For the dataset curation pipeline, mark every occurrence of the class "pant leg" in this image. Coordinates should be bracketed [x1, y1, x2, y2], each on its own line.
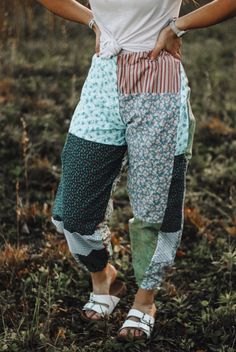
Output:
[117, 51, 196, 289]
[51, 53, 127, 272]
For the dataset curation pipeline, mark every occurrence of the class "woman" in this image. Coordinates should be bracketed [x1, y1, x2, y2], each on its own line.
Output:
[36, 0, 231, 342]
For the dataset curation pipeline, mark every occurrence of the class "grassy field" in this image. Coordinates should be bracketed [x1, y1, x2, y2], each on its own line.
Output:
[0, 1, 236, 351]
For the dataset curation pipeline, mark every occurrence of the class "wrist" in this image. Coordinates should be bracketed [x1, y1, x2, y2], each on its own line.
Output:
[169, 18, 188, 37]
[164, 25, 178, 39]
[175, 17, 188, 32]
[88, 19, 99, 35]
[88, 17, 97, 32]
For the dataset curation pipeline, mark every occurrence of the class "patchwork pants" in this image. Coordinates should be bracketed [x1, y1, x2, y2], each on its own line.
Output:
[51, 50, 196, 290]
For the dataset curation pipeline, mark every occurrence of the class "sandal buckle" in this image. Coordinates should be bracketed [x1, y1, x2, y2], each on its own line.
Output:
[140, 313, 151, 325]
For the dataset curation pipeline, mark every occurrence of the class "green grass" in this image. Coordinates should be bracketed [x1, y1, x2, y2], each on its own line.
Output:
[0, 1, 236, 351]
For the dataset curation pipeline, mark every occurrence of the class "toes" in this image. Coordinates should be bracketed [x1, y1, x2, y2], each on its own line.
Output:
[127, 328, 134, 337]
[118, 327, 144, 338]
[92, 312, 101, 320]
[129, 328, 144, 337]
[138, 329, 144, 337]
[85, 310, 101, 320]
[119, 328, 128, 336]
[130, 328, 135, 336]
[85, 310, 93, 318]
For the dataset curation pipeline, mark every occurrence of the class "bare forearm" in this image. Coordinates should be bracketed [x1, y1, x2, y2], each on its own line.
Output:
[36, 0, 92, 26]
[177, 0, 236, 30]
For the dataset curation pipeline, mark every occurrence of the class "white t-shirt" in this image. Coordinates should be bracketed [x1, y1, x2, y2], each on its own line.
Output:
[89, 0, 182, 58]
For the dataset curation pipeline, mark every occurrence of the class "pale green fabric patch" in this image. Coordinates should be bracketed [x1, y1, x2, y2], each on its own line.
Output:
[185, 96, 196, 161]
[175, 64, 196, 159]
[128, 218, 161, 286]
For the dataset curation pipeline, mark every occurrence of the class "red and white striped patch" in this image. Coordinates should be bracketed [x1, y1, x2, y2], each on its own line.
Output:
[117, 50, 181, 94]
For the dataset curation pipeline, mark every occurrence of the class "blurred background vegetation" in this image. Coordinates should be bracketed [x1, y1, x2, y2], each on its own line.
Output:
[0, 1, 235, 351]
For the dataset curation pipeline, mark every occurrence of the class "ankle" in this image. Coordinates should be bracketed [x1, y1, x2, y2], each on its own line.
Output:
[134, 289, 155, 307]
[90, 263, 117, 294]
[91, 267, 109, 286]
[133, 302, 156, 310]
[132, 302, 157, 317]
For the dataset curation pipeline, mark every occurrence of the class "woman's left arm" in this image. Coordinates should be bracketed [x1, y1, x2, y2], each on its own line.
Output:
[150, 0, 236, 60]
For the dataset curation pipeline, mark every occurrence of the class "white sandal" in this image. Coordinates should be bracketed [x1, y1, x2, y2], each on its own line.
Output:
[117, 308, 156, 341]
[80, 279, 126, 322]
[81, 293, 120, 319]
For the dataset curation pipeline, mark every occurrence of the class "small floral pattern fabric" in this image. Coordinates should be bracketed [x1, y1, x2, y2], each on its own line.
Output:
[128, 154, 188, 289]
[69, 54, 126, 146]
[51, 133, 126, 272]
[119, 92, 181, 222]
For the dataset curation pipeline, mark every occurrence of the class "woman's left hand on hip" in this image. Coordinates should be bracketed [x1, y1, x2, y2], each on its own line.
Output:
[149, 26, 182, 60]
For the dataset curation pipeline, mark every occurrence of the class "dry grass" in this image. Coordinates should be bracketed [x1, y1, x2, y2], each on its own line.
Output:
[199, 117, 235, 136]
[42, 232, 71, 260]
[0, 242, 29, 268]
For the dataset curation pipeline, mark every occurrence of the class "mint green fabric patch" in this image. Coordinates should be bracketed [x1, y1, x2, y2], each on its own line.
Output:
[69, 54, 126, 146]
[185, 93, 196, 161]
[128, 218, 161, 286]
[175, 64, 196, 158]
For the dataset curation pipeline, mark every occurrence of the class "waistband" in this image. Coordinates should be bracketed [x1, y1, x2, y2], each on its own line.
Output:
[93, 49, 178, 63]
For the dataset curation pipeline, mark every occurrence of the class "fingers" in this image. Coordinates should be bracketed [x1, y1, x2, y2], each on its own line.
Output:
[149, 46, 182, 61]
[160, 35, 182, 59]
[149, 45, 163, 60]
[94, 28, 100, 56]
[95, 47, 100, 56]
[95, 39, 100, 56]
[172, 51, 182, 60]
[172, 46, 182, 60]
[167, 47, 181, 60]
[165, 39, 182, 60]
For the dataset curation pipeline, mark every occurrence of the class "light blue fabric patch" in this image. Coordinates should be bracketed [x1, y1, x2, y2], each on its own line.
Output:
[69, 54, 126, 146]
[140, 230, 182, 290]
[51, 217, 113, 257]
[175, 64, 190, 156]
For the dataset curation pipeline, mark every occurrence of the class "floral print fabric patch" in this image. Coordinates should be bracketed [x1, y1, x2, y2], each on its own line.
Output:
[69, 54, 126, 146]
[119, 92, 181, 223]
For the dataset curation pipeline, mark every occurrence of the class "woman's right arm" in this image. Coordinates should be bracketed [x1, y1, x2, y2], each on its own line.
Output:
[36, 0, 94, 27]
[36, 0, 101, 53]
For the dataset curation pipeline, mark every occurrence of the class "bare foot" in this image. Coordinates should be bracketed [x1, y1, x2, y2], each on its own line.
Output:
[84, 263, 117, 320]
[118, 302, 157, 338]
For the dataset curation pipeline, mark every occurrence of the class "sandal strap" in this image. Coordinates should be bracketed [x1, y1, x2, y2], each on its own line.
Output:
[82, 301, 108, 316]
[118, 308, 155, 338]
[82, 292, 120, 315]
[127, 308, 155, 325]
